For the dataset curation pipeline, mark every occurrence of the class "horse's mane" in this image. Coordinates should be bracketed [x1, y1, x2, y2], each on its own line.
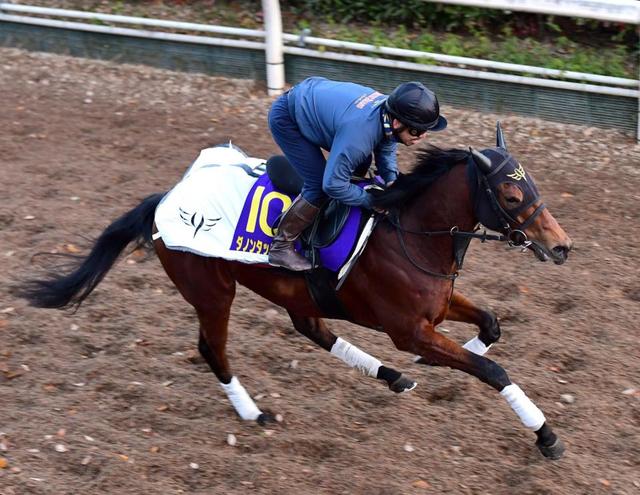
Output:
[372, 146, 470, 210]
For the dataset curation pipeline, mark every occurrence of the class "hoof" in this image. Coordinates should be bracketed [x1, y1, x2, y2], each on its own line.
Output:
[413, 355, 427, 365]
[256, 412, 276, 426]
[536, 437, 565, 460]
[389, 375, 417, 394]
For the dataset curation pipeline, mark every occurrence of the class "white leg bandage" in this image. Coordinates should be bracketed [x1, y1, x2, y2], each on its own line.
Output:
[463, 336, 492, 356]
[220, 376, 262, 421]
[330, 337, 381, 378]
[500, 383, 546, 431]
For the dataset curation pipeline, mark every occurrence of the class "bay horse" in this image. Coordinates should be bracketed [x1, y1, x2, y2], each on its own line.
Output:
[18, 123, 572, 459]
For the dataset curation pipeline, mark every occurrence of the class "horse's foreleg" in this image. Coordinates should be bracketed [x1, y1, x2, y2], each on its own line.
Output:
[446, 290, 501, 356]
[287, 312, 416, 393]
[394, 323, 564, 460]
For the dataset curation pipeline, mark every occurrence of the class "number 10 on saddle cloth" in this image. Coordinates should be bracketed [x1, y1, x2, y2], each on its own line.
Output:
[154, 145, 375, 274]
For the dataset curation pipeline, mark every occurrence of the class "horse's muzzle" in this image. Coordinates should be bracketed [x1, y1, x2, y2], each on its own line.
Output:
[551, 245, 570, 265]
[528, 241, 570, 264]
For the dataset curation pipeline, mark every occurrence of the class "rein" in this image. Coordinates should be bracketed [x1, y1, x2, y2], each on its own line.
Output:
[385, 211, 505, 280]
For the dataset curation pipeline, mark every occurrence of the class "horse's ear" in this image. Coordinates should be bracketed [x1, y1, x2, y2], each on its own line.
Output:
[496, 121, 508, 151]
[469, 147, 492, 174]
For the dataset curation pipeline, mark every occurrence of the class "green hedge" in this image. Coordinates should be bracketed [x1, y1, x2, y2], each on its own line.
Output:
[287, 1, 506, 28]
[284, 0, 637, 49]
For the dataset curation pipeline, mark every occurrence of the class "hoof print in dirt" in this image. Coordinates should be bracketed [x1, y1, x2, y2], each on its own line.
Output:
[389, 375, 417, 393]
[536, 437, 565, 460]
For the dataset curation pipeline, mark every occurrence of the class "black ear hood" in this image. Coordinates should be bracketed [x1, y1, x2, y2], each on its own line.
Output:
[467, 147, 541, 232]
[469, 147, 492, 173]
[467, 154, 503, 232]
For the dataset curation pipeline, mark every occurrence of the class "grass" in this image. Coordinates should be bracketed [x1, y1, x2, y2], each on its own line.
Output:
[316, 22, 636, 79]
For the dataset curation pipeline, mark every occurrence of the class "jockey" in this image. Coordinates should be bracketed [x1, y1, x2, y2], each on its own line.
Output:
[267, 76, 448, 271]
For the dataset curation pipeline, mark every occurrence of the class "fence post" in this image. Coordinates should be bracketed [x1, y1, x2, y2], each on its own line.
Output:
[262, 0, 285, 96]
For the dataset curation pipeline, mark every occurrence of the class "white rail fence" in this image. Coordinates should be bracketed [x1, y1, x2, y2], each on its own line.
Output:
[1, 1, 638, 137]
[425, 0, 640, 23]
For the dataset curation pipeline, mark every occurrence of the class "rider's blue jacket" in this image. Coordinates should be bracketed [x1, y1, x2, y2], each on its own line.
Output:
[288, 77, 398, 208]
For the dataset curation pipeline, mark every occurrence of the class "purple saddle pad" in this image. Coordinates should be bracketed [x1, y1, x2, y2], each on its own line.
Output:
[230, 172, 371, 272]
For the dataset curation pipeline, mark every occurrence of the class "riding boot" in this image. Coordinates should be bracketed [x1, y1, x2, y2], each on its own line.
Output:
[268, 196, 319, 271]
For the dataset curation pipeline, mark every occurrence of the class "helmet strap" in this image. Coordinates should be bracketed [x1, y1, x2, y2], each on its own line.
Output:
[382, 112, 402, 141]
[383, 111, 394, 139]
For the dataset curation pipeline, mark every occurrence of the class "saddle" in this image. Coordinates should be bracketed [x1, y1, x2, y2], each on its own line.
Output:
[266, 155, 355, 250]
[266, 155, 378, 320]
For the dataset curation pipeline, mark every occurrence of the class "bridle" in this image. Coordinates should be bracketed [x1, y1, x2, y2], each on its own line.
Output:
[475, 160, 545, 251]
[384, 145, 545, 280]
[470, 148, 546, 249]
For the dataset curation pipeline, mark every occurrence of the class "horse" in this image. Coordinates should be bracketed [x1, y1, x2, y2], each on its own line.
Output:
[18, 123, 572, 460]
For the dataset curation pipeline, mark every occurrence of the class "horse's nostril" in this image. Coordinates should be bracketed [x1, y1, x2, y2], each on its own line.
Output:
[553, 246, 569, 258]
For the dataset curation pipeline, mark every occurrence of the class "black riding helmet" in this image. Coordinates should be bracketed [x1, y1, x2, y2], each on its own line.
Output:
[385, 81, 447, 132]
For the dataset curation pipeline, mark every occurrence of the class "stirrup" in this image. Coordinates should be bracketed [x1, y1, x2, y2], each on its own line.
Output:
[268, 243, 312, 271]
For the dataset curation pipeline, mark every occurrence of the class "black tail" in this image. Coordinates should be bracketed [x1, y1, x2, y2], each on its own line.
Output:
[18, 192, 165, 309]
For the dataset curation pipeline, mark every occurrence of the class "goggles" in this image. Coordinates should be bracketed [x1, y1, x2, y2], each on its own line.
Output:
[396, 123, 427, 137]
[407, 127, 427, 137]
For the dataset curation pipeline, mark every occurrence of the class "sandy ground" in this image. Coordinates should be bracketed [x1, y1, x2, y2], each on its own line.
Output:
[1, 47, 639, 495]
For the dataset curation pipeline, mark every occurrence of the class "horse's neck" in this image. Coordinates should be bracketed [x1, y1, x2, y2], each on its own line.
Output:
[407, 163, 475, 232]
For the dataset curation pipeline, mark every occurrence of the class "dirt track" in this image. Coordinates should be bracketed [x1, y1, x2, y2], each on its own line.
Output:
[1, 47, 639, 495]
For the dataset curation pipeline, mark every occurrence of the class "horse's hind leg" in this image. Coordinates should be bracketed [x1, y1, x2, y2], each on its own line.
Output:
[196, 295, 272, 424]
[445, 290, 501, 356]
[156, 244, 267, 423]
[196, 312, 270, 424]
[287, 312, 416, 393]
